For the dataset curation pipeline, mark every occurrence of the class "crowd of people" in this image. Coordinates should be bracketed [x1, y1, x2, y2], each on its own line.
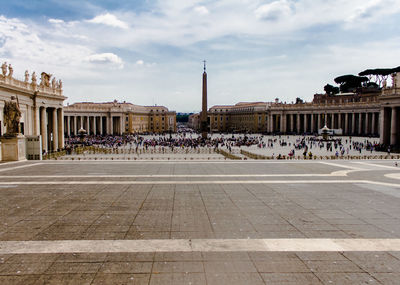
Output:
[64, 133, 262, 151]
[63, 132, 392, 157]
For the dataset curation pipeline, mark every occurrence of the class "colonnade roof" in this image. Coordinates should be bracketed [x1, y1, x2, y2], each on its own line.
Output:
[64, 101, 174, 114]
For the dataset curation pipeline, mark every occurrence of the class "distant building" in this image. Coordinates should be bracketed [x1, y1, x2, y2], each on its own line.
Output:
[188, 113, 200, 130]
[190, 72, 400, 146]
[63, 101, 176, 136]
[209, 102, 271, 133]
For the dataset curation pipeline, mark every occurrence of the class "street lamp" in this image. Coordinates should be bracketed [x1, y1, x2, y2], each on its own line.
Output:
[78, 128, 87, 146]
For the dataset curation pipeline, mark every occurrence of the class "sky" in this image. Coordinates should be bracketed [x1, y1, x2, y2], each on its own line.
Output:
[1, 0, 400, 112]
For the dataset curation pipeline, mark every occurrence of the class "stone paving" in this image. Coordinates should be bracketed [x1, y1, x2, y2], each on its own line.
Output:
[0, 160, 399, 284]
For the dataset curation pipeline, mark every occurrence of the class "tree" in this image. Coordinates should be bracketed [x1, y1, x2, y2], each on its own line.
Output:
[334, 75, 369, 93]
[324, 84, 340, 96]
[358, 66, 400, 86]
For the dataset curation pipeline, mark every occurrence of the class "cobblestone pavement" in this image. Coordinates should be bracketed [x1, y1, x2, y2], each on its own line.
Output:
[0, 160, 399, 284]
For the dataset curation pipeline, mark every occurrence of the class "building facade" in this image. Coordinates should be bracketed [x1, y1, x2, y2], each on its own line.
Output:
[0, 62, 66, 153]
[63, 101, 176, 136]
[192, 73, 400, 146]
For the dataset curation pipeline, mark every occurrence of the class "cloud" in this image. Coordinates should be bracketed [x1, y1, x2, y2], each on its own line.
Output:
[49, 18, 65, 24]
[254, 0, 293, 21]
[0, 15, 90, 67]
[1, 1, 400, 111]
[194, 6, 209, 15]
[87, 13, 129, 29]
[346, 0, 385, 23]
[87, 53, 124, 68]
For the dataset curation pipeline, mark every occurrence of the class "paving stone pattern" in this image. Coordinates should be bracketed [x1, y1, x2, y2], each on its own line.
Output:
[0, 160, 399, 284]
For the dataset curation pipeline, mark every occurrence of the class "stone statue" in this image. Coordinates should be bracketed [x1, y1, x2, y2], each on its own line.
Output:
[8, 64, 13, 78]
[1, 62, 7, 76]
[24, 70, 29, 82]
[383, 79, 387, 88]
[51, 77, 56, 89]
[3, 100, 21, 136]
[58, 79, 63, 89]
[40, 72, 51, 87]
[40, 73, 45, 87]
[31, 72, 37, 85]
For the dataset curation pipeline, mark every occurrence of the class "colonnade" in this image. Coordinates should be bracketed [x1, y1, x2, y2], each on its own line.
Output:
[380, 106, 400, 146]
[36, 106, 64, 153]
[64, 115, 124, 136]
[269, 111, 380, 136]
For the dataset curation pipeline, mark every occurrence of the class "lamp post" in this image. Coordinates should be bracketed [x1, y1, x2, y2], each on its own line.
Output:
[78, 128, 87, 146]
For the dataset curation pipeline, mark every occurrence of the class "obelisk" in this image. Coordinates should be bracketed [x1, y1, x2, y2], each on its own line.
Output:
[201, 60, 208, 139]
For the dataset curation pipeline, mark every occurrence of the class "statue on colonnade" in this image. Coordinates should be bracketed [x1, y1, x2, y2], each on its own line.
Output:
[1, 62, 7, 76]
[8, 64, 13, 78]
[3, 99, 21, 136]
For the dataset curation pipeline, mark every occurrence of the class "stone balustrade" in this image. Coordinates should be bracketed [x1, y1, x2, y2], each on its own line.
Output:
[0, 74, 63, 96]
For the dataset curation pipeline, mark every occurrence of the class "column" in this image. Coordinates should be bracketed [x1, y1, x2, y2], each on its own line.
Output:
[66, 116, 70, 137]
[371, 113, 376, 135]
[296, 114, 300, 134]
[379, 109, 385, 143]
[310, 114, 314, 133]
[269, 114, 273, 133]
[338, 113, 342, 132]
[365, 113, 370, 135]
[344, 113, 348, 135]
[40, 107, 48, 152]
[58, 108, 64, 149]
[74, 116, 77, 135]
[317, 114, 321, 131]
[93, 116, 97, 135]
[52, 108, 58, 151]
[280, 114, 286, 133]
[290, 114, 294, 132]
[331, 113, 335, 129]
[34, 106, 40, 136]
[304, 114, 308, 133]
[87, 116, 90, 134]
[110, 116, 114, 135]
[100, 116, 103, 135]
[80, 115, 83, 129]
[358, 113, 362, 135]
[120, 116, 124, 135]
[324, 113, 327, 125]
[352, 113, 355, 135]
[391, 107, 397, 145]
